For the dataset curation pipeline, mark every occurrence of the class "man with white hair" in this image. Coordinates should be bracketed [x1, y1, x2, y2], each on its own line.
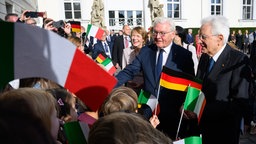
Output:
[196, 15, 251, 144]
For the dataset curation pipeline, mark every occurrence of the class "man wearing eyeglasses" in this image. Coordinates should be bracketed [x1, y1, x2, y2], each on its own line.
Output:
[115, 17, 196, 139]
[196, 15, 251, 144]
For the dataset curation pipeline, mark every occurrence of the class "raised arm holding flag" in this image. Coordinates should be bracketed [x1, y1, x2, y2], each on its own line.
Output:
[115, 17, 195, 139]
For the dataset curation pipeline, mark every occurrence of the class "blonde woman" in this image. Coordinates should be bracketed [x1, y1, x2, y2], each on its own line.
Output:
[122, 26, 148, 94]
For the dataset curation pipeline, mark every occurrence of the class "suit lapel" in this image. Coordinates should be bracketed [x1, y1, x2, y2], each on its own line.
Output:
[165, 43, 182, 72]
[149, 45, 159, 83]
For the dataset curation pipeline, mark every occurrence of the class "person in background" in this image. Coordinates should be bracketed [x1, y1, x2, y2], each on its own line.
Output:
[236, 29, 244, 51]
[186, 28, 194, 45]
[243, 29, 250, 54]
[67, 36, 85, 53]
[196, 15, 251, 144]
[195, 29, 203, 59]
[4, 13, 19, 22]
[248, 30, 254, 55]
[112, 24, 131, 70]
[25, 18, 37, 26]
[91, 29, 113, 60]
[174, 25, 198, 74]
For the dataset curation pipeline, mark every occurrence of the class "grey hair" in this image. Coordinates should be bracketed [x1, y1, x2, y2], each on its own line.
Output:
[153, 17, 176, 32]
[201, 15, 230, 43]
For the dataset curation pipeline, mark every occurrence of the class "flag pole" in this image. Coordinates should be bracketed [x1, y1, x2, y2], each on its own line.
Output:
[176, 107, 184, 140]
[176, 84, 191, 140]
[154, 82, 161, 115]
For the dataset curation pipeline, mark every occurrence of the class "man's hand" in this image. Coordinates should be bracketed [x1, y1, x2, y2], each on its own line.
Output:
[180, 104, 197, 119]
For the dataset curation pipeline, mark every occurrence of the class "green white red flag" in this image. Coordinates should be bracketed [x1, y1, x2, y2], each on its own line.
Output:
[63, 121, 89, 144]
[184, 86, 206, 123]
[174, 136, 202, 144]
[0, 21, 117, 111]
[138, 89, 160, 115]
[86, 24, 104, 40]
[100, 58, 116, 76]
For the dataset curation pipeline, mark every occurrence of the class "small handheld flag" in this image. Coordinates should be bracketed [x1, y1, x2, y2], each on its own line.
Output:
[184, 86, 206, 123]
[63, 121, 89, 144]
[95, 54, 116, 76]
[160, 66, 202, 91]
[173, 136, 202, 144]
[69, 21, 81, 33]
[86, 24, 104, 40]
[138, 89, 160, 114]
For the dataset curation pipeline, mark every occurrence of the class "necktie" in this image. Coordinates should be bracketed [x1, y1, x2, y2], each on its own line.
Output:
[156, 49, 164, 78]
[208, 57, 215, 73]
[104, 42, 109, 52]
[125, 36, 129, 48]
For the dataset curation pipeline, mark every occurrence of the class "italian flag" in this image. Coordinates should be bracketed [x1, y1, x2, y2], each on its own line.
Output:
[183, 86, 206, 123]
[63, 121, 89, 144]
[138, 89, 160, 115]
[86, 24, 104, 40]
[174, 136, 202, 144]
[0, 21, 117, 111]
[100, 58, 116, 76]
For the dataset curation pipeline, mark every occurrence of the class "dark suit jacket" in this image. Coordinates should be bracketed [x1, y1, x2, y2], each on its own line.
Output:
[112, 35, 125, 68]
[116, 43, 195, 139]
[92, 40, 113, 60]
[196, 45, 251, 144]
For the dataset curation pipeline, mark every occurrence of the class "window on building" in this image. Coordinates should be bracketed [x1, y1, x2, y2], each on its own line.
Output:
[136, 11, 142, 25]
[119, 11, 125, 26]
[167, 0, 180, 19]
[5, 3, 13, 14]
[108, 10, 143, 28]
[64, 0, 81, 20]
[243, 0, 253, 20]
[127, 11, 133, 26]
[109, 11, 115, 26]
[211, 0, 222, 15]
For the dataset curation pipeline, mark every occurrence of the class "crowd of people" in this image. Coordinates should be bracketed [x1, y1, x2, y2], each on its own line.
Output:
[2, 11, 256, 144]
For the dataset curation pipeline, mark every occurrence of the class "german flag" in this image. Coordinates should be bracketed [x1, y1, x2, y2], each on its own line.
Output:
[160, 66, 202, 91]
[95, 53, 106, 63]
[69, 21, 81, 33]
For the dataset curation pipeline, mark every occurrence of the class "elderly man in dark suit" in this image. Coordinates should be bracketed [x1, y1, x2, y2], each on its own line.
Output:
[91, 30, 113, 60]
[115, 17, 196, 139]
[196, 15, 251, 144]
[111, 25, 131, 69]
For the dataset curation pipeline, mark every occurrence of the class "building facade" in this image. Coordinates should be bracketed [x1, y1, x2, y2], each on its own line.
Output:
[0, 0, 37, 20]
[1, 0, 256, 31]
